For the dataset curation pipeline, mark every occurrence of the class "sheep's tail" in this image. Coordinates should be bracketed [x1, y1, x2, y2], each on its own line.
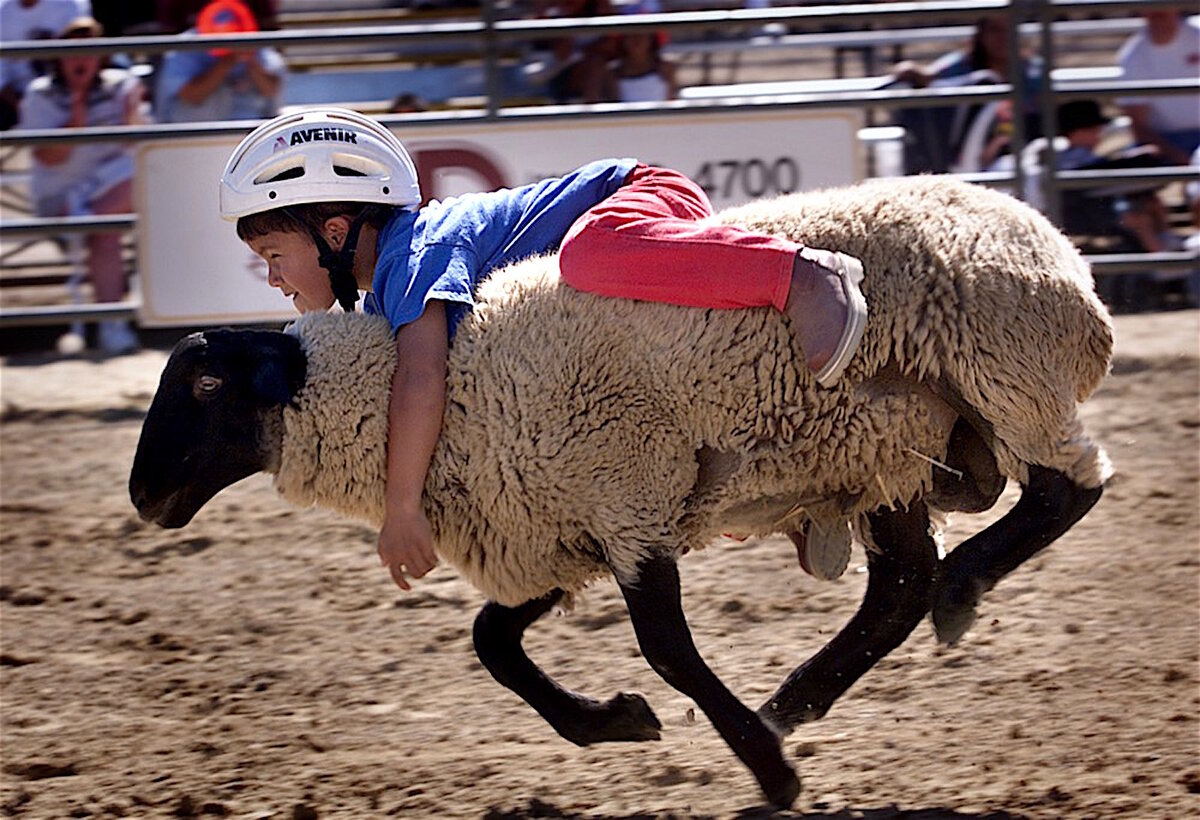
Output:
[946, 235, 1114, 491]
[1048, 252, 1114, 489]
[1065, 251, 1116, 404]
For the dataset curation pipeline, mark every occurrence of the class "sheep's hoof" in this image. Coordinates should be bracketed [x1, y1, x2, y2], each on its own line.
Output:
[562, 692, 662, 746]
[598, 692, 662, 742]
[760, 763, 801, 810]
[932, 602, 977, 645]
[931, 578, 981, 645]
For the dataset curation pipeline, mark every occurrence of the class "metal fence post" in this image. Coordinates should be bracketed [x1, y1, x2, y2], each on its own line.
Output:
[1037, 0, 1063, 224]
[1007, 0, 1033, 201]
[483, 0, 499, 119]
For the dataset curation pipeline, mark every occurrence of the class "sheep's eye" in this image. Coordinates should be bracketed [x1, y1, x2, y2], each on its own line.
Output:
[194, 375, 223, 397]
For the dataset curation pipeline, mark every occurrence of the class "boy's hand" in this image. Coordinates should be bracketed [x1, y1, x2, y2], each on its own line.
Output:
[378, 506, 438, 590]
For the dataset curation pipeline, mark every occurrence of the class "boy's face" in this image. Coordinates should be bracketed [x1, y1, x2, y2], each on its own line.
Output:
[246, 230, 335, 314]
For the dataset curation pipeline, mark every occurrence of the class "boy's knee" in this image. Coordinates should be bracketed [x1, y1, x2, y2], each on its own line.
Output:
[560, 215, 616, 279]
[558, 229, 592, 289]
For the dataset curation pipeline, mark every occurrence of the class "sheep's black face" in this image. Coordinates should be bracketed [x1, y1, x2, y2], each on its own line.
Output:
[129, 328, 306, 527]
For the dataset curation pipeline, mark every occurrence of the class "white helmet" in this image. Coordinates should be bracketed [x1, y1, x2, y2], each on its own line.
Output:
[219, 108, 421, 220]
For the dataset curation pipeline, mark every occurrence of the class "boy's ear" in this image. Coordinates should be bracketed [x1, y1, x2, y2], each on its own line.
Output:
[321, 215, 352, 251]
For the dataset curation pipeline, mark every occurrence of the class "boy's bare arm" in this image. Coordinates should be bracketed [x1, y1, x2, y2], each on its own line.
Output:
[378, 301, 448, 589]
[178, 53, 238, 104]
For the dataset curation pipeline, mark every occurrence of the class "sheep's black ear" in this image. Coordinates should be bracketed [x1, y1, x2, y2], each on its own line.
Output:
[250, 334, 306, 406]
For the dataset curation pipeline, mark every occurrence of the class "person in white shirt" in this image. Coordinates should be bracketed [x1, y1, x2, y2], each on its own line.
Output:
[1117, 9, 1200, 165]
[613, 31, 675, 103]
[0, 0, 90, 129]
[16, 15, 149, 353]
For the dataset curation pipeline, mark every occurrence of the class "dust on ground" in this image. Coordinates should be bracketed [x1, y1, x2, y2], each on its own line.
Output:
[1, 311, 1197, 819]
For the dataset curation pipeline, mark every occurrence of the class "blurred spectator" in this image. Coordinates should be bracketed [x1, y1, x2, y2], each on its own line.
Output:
[154, 0, 285, 122]
[1117, 8, 1200, 165]
[1117, 190, 1183, 258]
[1114, 187, 1196, 309]
[16, 15, 149, 354]
[1183, 149, 1200, 293]
[1013, 100, 1113, 211]
[890, 14, 1043, 173]
[528, 0, 619, 103]
[0, 0, 90, 130]
[1189, 146, 1200, 244]
[1177, 145, 1200, 306]
[891, 14, 1018, 91]
[1016, 98, 1194, 312]
[1003, 98, 1181, 311]
[1013, 100, 1164, 232]
[389, 92, 427, 113]
[1049, 99, 1113, 170]
[612, 30, 675, 103]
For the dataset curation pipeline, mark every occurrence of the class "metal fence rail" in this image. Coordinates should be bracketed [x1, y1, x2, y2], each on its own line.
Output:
[1088, 251, 1199, 275]
[0, 302, 139, 328]
[2, 77, 1193, 148]
[0, 215, 137, 237]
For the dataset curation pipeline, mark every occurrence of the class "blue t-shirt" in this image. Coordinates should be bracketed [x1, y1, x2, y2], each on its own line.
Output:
[155, 31, 287, 123]
[367, 157, 639, 337]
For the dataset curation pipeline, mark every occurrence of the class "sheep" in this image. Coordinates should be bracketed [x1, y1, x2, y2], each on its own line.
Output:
[129, 175, 1112, 809]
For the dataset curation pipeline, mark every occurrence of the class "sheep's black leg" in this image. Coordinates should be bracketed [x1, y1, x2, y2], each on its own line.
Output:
[759, 500, 938, 734]
[618, 554, 800, 810]
[931, 464, 1103, 644]
[473, 591, 661, 746]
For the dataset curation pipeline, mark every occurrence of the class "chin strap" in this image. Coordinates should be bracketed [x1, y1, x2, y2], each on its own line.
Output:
[297, 207, 380, 313]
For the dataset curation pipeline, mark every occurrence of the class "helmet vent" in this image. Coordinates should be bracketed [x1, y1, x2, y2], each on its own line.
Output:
[263, 166, 305, 183]
[332, 151, 385, 178]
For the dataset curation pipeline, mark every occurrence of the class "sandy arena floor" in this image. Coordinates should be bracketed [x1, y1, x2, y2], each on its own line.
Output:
[1, 309, 1197, 819]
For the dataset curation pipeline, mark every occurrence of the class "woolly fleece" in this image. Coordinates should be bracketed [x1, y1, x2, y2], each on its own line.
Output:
[274, 176, 1113, 607]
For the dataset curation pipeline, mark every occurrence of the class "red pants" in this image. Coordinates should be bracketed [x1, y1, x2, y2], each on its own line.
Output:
[559, 164, 800, 311]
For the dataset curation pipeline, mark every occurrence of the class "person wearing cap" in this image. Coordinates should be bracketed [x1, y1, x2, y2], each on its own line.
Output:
[1024, 100, 1123, 237]
[154, 0, 284, 123]
[219, 109, 869, 590]
[1053, 99, 1113, 169]
[1008, 99, 1150, 211]
[15, 14, 150, 354]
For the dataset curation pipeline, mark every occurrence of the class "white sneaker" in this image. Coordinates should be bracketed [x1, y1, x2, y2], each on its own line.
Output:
[802, 249, 869, 388]
[56, 329, 86, 356]
[98, 320, 139, 355]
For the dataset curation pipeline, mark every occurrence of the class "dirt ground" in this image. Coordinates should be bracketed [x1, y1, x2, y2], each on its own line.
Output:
[1, 309, 1197, 820]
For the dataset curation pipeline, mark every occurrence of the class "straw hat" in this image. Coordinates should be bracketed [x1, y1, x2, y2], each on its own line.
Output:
[59, 16, 103, 39]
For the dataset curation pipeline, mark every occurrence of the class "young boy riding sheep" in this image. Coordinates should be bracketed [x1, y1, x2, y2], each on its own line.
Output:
[218, 108, 869, 591]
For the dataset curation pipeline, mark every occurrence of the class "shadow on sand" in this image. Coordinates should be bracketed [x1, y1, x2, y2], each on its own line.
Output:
[483, 797, 1033, 819]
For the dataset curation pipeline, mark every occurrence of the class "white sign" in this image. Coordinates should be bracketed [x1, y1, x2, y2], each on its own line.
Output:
[135, 109, 863, 326]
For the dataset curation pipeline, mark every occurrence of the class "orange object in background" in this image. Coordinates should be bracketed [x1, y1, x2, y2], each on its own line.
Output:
[196, 0, 259, 57]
